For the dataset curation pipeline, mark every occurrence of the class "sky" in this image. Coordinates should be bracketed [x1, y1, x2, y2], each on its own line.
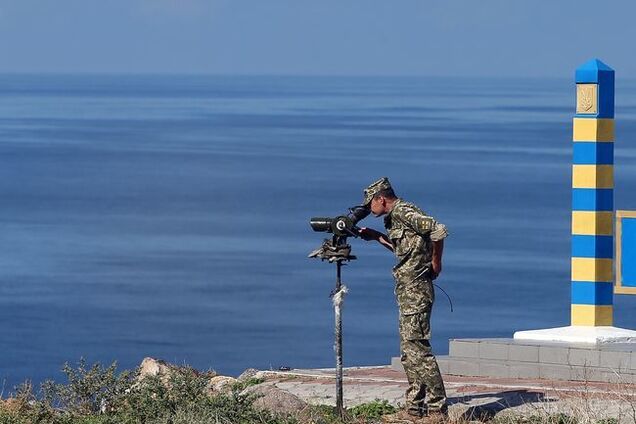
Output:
[1, 0, 635, 77]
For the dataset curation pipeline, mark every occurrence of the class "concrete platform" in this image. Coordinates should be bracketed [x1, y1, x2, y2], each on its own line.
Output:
[391, 338, 636, 383]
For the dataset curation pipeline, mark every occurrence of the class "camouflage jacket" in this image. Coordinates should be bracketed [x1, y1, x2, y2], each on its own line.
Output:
[384, 199, 448, 314]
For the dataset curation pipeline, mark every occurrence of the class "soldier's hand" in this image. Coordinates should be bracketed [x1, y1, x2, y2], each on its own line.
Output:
[432, 260, 442, 279]
[358, 227, 380, 241]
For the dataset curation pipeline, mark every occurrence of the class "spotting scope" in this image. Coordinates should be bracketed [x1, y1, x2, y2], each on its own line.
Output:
[309, 206, 370, 238]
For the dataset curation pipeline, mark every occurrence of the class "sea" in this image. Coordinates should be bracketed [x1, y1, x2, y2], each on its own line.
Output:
[2, 74, 636, 390]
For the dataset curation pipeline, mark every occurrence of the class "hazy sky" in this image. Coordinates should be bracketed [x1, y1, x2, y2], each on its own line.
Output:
[1, 0, 635, 77]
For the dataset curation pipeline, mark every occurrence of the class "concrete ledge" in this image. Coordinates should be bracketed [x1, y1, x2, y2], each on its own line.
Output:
[392, 337, 636, 383]
[449, 339, 480, 359]
[509, 344, 539, 363]
[540, 345, 569, 364]
[392, 355, 636, 383]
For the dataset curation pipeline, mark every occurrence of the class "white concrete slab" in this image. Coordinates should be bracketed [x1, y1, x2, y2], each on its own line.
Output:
[514, 326, 636, 344]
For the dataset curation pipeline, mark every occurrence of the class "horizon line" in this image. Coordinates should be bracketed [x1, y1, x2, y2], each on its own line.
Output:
[0, 70, 577, 81]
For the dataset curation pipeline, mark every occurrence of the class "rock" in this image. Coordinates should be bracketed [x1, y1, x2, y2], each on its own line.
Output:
[238, 368, 260, 381]
[137, 357, 216, 385]
[243, 384, 307, 416]
[139, 357, 174, 378]
[208, 375, 238, 393]
[0, 398, 24, 413]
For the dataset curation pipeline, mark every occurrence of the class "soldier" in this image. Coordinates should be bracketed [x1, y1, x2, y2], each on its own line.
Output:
[358, 177, 448, 421]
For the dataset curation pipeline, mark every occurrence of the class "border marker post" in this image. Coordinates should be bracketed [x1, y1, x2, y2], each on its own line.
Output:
[514, 59, 636, 344]
[571, 59, 615, 326]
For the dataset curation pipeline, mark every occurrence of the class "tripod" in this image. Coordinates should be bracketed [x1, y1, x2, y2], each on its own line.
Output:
[309, 235, 356, 418]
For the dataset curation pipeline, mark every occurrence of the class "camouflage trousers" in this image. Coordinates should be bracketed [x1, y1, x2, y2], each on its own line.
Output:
[399, 306, 447, 414]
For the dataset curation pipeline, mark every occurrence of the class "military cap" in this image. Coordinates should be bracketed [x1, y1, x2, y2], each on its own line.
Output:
[363, 177, 393, 206]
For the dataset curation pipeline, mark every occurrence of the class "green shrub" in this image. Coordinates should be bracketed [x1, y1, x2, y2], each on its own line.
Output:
[0, 359, 300, 424]
[348, 399, 396, 421]
[96, 361, 292, 424]
[232, 377, 265, 392]
[117, 366, 212, 423]
[544, 413, 578, 424]
[302, 405, 345, 424]
[41, 358, 134, 416]
[498, 414, 579, 424]
[0, 410, 25, 424]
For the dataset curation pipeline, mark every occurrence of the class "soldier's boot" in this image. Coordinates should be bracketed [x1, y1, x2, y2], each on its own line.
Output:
[381, 409, 422, 423]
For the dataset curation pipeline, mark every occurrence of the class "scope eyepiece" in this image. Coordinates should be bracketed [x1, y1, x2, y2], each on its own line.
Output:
[348, 205, 370, 224]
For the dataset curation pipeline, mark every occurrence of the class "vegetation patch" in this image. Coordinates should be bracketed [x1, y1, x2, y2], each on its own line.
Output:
[0, 360, 293, 424]
[348, 400, 396, 421]
[232, 377, 266, 392]
[0, 360, 627, 424]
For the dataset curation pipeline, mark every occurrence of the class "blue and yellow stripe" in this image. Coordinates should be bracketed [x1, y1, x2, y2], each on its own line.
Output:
[573, 142, 613, 165]
[571, 257, 613, 282]
[571, 235, 613, 258]
[571, 304, 613, 326]
[572, 165, 614, 189]
[573, 118, 614, 141]
[572, 211, 613, 235]
[571, 281, 613, 305]
[572, 189, 613, 211]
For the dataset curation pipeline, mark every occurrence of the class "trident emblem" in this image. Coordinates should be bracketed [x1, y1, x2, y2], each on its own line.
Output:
[577, 84, 596, 113]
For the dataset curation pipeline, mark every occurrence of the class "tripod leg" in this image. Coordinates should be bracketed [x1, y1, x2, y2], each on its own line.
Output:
[334, 261, 344, 418]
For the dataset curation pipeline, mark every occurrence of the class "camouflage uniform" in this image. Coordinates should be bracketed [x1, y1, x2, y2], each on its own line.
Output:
[364, 178, 448, 416]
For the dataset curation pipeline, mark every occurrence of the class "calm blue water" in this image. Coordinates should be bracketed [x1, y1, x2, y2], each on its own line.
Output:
[2, 74, 636, 389]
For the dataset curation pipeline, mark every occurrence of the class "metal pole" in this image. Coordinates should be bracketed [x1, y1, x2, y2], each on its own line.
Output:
[335, 260, 344, 418]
